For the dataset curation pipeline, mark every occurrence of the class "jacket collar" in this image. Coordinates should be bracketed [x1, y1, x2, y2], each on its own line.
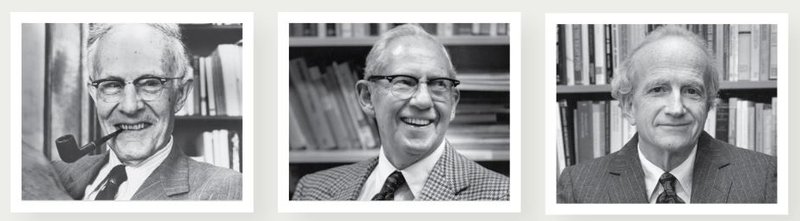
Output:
[130, 145, 190, 199]
[690, 132, 733, 203]
[63, 153, 108, 199]
[333, 157, 378, 200]
[606, 134, 649, 203]
[417, 142, 469, 200]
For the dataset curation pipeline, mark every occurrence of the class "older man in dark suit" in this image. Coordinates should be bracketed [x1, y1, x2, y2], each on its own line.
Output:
[292, 24, 509, 201]
[51, 23, 241, 200]
[557, 25, 777, 204]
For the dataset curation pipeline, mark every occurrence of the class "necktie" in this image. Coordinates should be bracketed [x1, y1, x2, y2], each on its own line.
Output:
[371, 171, 406, 200]
[95, 165, 127, 200]
[656, 172, 685, 203]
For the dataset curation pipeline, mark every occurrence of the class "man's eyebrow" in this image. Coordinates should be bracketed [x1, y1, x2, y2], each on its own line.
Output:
[91, 75, 124, 81]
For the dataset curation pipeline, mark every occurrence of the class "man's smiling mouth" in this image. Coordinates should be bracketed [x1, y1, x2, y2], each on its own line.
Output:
[115, 122, 153, 131]
[401, 117, 433, 127]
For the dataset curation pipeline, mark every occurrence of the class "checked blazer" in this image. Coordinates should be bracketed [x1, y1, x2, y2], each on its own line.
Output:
[557, 132, 777, 203]
[292, 143, 509, 201]
[52, 145, 242, 200]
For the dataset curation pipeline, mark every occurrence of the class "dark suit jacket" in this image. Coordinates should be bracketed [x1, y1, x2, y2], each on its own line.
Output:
[292, 143, 509, 200]
[52, 146, 242, 200]
[557, 132, 777, 203]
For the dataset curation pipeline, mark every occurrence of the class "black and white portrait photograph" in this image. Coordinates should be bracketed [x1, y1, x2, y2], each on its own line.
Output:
[11, 12, 253, 212]
[545, 13, 788, 215]
[278, 12, 520, 212]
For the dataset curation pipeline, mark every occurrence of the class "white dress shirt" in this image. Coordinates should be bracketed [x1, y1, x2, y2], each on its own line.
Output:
[357, 141, 446, 201]
[83, 136, 173, 200]
[638, 143, 696, 203]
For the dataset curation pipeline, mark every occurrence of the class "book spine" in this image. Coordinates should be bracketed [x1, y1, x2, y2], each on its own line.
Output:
[572, 25, 582, 85]
[581, 24, 591, 85]
[759, 24, 770, 81]
[751, 24, 760, 81]
[594, 24, 606, 85]
[564, 25, 575, 85]
[576, 101, 593, 164]
[769, 24, 778, 79]
[558, 100, 574, 166]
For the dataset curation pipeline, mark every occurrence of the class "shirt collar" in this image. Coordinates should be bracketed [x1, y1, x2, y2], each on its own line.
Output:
[375, 140, 446, 199]
[637, 143, 696, 202]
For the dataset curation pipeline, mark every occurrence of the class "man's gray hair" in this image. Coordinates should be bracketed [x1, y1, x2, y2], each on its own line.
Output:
[364, 24, 456, 79]
[87, 23, 192, 83]
[610, 25, 719, 110]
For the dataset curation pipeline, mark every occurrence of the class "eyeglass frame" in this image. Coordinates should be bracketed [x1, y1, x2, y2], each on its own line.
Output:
[88, 75, 185, 102]
[366, 74, 460, 101]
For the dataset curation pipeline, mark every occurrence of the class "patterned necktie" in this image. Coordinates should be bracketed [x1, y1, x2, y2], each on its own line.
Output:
[372, 171, 406, 200]
[656, 172, 685, 203]
[95, 165, 128, 200]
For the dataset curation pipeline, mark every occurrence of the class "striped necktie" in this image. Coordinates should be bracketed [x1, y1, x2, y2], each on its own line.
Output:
[95, 165, 127, 200]
[372, 171, 406, 200]
[656, 172, 685, 203]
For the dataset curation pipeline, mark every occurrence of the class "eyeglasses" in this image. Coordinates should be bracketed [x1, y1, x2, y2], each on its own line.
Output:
[88, 76, 184, 103]
[367, 75, 460, 101]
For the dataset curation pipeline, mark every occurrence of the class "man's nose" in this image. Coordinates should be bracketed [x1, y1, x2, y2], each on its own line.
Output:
[408, 83, 433, 109]
[117, 84, 145, 115]
[664, 90, 687, 117]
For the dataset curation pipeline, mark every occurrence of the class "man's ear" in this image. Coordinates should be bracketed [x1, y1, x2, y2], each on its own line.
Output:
[449, 89, 460, 121]
[173, 78, 193, 113]
[621, 100, 636, 126]
[355, 80, 375, 117]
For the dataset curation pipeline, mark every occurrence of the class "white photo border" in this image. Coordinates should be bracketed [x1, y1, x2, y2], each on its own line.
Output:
[9, 12, 255, 213]
[277, 12, 521, 213]
[544, 13, 789, 215]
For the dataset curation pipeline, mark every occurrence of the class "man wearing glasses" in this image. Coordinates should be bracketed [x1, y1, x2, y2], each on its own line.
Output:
[52, 23, 241, 200]
[292, 24, 509, 201]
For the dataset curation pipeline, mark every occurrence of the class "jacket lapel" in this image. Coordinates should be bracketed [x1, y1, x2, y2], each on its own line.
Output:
[691, 132, 732, 203]
[606, 134, 648, 203]
[331, 157, 377, 200]
[131, 146, 190, 199]
[63, 153, 109, 199]
[418, 143, 466, 201]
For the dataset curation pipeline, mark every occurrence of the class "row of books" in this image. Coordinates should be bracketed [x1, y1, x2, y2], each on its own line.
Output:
[189, 129, 242, 173]
[556, 24, 778, 86]
[289, 58, 380, 150]
[177, 44, 243, 117]
[556, 97, 777, 171]
[446, 102, 510, 151]
[713, 97, 777, 156]
[290, 23, 509, 38]
[457, 73, 510, 91]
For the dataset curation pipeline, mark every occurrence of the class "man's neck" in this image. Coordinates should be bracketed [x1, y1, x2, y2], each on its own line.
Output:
[639, 142, 696, 172]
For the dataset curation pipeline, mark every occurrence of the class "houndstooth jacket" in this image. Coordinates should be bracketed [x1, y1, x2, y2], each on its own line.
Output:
[292, 143, 509, 200]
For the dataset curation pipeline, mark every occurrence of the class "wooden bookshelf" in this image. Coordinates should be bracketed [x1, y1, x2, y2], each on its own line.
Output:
[172, 24, 244, 171]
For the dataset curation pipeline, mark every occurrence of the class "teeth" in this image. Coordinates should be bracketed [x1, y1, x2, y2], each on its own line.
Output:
[119, 123, 147, 130]
[402, 118, 432, 126]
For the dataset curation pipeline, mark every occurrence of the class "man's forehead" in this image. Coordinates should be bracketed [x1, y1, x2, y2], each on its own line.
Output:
[633, 37, 709, 70]
[631, 37, 711, 84]
[386, 36, 444, 57]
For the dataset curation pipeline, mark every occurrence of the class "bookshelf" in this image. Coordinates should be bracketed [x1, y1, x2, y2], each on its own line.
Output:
[172, 23, 244, 172]
[555, 24, 778, 174]
[289, 23, 510, 195]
